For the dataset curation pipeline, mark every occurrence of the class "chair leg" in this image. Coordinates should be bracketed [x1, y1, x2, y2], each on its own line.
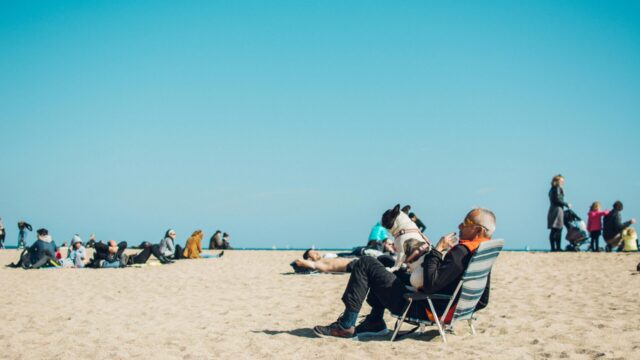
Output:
[468, 319, 476, 335]
[427, 299, 447, 344]
[391, 298, 412, 342]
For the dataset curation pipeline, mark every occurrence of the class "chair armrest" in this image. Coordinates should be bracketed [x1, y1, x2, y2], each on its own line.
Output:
[403, 292, 453, 301]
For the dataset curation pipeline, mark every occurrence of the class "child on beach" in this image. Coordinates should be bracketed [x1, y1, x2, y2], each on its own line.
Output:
[621, 227, 638, 252]
[587, 202, 609, 252]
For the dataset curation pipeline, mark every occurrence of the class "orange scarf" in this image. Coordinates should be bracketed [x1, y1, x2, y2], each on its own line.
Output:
[458, 237, 489, 253]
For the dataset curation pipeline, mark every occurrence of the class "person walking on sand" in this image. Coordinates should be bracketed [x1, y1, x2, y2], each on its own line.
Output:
[0, 217, 5, 249]
[548, 175, 571, 252]
[17, 220, 33, 249]
[587, 202, 609, 252]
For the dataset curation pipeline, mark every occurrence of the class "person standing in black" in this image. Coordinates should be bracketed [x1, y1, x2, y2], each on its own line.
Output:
[547, 175, 571, 252]
[0, 217, 5, 249]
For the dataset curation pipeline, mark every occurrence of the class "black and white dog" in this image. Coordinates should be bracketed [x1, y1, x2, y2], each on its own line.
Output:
[381, 204, 432, 276]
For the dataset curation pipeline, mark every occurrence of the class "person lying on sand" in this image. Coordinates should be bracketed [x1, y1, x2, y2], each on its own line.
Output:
[293, 250, 357, 273]
[88, 240, 173, 268]
[292, 249, 396, 274]
[312, 208, 496, 339]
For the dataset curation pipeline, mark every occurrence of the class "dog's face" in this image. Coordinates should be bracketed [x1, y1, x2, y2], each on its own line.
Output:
[381, 204, 402, 230]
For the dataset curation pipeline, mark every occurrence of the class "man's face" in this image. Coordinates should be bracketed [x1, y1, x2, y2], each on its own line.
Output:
[458, 214, 486, 240]
[73, 242, 81, 250]
[308, 250, 321, 261]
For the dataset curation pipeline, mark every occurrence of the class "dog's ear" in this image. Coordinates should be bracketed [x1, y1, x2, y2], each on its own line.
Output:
[382, 204, 402, 230]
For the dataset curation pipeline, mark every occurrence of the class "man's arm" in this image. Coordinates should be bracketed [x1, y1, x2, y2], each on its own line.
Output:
[294, 259, 317, 270]
[421, 246, 469, 294]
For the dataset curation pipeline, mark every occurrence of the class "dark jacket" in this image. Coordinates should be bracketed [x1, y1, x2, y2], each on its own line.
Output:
[547, 186, 567, 229]
[29, 239, 58, 264]
[603, 209, 632, 241]
[548, 186, 568, 207]
[421, 245, 490, 314]
[18, 222, 33, 232]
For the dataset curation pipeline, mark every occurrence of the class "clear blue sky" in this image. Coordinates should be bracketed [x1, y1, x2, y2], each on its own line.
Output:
[1, 1, 639, 249]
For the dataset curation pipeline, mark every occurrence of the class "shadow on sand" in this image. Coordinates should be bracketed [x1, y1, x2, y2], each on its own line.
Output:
[252, 328, 317, 338]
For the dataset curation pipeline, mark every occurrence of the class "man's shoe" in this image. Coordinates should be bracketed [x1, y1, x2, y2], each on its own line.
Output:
[355, 315, 389, 337]
[313, 321, 355, 339]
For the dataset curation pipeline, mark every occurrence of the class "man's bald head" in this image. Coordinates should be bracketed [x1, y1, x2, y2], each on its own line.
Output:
[466, 208, 496, 237]
[108, 240, 117, 247]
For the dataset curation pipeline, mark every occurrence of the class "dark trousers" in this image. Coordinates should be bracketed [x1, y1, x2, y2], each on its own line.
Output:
[174, 245, 185, 259]
[0, 232, 5, 249]
[130, 244, 165, 264]
[590, 230, 601, 251]
[549, 228, 562, 251]
[31, 254, 57, 269]
[341, 256, 427, 321]
[94, 241, 127, 262]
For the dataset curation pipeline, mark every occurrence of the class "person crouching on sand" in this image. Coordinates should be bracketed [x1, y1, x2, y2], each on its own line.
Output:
[312, 208, 496, 339]
[603, 201, 636, 252]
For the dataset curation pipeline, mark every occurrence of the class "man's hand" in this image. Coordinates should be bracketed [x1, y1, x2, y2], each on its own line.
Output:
[631, 218, 637, 225]
[435, 233, 457, 252]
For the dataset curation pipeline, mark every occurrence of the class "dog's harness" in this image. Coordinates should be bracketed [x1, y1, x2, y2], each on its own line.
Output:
[393, 228, 431, 245]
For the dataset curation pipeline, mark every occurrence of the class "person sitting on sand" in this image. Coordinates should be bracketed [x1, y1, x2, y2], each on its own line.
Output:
[603, 201, 636, 252]
[621, 227, 638, 252]
[312, 208, 496, 339]
[209, 230, 222, 249]
[221, 232, 232, 249]
[181, 230, 204, 259]
[60, 235, 89, 268]
[86, 234, 96, 248]
[29, 228, 60, 268]
[159, 229, 179, 259]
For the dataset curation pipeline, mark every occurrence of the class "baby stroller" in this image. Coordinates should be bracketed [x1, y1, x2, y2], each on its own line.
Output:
[564, 209, 590, 251]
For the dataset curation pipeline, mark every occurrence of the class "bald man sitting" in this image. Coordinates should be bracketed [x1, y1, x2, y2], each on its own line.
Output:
[313, 208, 497, 339]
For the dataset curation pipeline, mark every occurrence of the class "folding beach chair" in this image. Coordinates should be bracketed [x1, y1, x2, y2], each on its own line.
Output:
[390, 239, 504, 343]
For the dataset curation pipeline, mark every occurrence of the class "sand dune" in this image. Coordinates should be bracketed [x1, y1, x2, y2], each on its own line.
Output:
[1, 249, 639, 359]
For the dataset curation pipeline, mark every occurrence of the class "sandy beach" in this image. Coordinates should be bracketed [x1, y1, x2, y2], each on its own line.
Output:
[0, 249, 638, 360]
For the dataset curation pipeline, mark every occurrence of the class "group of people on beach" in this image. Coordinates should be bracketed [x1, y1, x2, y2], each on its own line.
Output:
[547, 174, 637, 252]
[3, 225, 230, 270]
